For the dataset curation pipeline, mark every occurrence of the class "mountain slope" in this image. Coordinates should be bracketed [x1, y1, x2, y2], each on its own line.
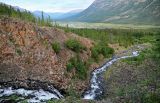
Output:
[68, 0, 160, 25]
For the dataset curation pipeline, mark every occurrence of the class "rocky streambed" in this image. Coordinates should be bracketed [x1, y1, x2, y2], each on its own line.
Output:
[0, 51, 139, 102]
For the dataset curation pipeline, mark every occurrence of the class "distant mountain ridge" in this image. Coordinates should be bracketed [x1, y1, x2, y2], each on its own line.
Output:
[33, 9, 83, 20]
[66, 0, 160, 25]
[1, 3, 83, 20]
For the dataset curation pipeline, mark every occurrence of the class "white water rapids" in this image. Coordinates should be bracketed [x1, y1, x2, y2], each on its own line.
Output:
[0, 51, 139, 102]
[83, 51, 139, 100]
[0, 86, 63, 102]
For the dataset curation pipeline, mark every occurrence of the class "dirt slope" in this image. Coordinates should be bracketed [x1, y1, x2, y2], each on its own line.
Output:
[0, 17, 94, 93]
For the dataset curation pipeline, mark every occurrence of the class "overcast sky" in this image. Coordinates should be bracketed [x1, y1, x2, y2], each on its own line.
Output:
[0, 0, 95, 13]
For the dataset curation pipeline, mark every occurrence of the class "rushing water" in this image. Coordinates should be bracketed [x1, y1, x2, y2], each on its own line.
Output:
[83, 51, 139, 100]
[0, 51, 139, 102]
[0, 86, 63, 102]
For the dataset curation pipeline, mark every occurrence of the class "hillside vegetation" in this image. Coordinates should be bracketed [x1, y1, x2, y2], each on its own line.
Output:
[58, 26, 156, 48]
[0, 3, 52, 26]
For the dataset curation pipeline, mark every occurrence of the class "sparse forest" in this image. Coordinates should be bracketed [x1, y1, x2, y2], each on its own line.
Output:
[0, 3, 52, 26]
[58, 26, 156, 47]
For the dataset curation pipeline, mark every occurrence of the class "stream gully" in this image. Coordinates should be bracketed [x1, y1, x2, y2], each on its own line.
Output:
[83, 51, 139, 99]
[0, 51, 139, 102]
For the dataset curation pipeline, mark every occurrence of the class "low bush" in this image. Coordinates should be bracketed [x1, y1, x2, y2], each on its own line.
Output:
[51, 42, 61, 53]
[153, 32, 160, 61]
[65, 39, 86, 53]
[16, 48, 22, 56]
[91, 43, 114, 61]
[124, 52, 145, 65]
[66, 56, 88, 80]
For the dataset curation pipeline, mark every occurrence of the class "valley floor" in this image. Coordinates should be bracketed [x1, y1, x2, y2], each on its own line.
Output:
[56, 21, 160, 29]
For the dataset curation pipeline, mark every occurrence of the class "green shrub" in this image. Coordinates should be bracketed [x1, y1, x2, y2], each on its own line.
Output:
[142, 93, 160, 103]
[76, 59, 87, 80]
[66, 56, 88, 80]
[66, 63, 74, 72]
[67, 84, 80, 98]
[65, 39, 85, 53]
[16, 49, 22, 56]
[91, 46, 99, 61]
[91, 43, 114, 61]
[101, 45, 114, 57]
[116, 88, 125, 96]
[51, 42, 61, 53]
[154, 32, 160, 60]
[124, 52, 146, 65]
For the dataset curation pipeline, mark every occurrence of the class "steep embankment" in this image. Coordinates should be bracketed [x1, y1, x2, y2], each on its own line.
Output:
[0, 17, 94, 94]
